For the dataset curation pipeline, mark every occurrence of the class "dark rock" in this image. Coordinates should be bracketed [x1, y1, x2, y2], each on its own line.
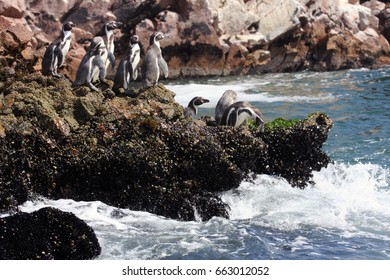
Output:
[0, 72, 333, 222]
[0, 207, 101, 259]
[378, 5, 390, 43]
[260, 113, 333, 188]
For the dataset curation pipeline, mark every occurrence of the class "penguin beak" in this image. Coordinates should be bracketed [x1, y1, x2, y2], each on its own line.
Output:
[202, 98, 210, 104]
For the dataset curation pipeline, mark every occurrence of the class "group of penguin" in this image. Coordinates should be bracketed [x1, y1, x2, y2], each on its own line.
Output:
[41, 20, 264, 129]
[41, 20, 167, 93]
[185, 91, 265, 130]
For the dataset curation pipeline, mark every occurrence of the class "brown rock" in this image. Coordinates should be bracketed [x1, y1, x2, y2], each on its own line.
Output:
[8, 23, 34, 45]
[224, 43, 247, 75]
[21, 43, 35, 60]
[0, 0, 25, 19]
[63, 45, 86, 81]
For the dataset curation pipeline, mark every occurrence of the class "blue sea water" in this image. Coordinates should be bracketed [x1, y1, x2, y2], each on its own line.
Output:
[19, 68, 390, 260]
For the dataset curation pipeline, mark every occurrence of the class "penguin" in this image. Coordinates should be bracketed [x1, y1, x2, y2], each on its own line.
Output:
[215, 90, 238, 125]
[184, 97, 210, 119]
[91, 21, 123, 82]
[220, 101, 265, 130]
[41, 21, 75, 77]
[72, 37, 108, 92]
[112, 35, 140, 93]
[141, 32, 169, 88]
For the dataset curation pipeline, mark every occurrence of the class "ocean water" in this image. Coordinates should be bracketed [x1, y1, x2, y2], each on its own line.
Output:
[19, 68, 390, 260]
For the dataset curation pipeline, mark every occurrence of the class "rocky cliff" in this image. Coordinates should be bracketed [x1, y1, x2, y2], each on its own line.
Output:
[1, 0, 390, 80]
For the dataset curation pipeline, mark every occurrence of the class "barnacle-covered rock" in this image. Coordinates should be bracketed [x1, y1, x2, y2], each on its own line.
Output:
[0, 73, 333, 221]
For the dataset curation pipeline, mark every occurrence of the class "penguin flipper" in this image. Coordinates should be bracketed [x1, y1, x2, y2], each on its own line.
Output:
[158, 56, 169, 78]
[108, 52, 116, 69]
[228, 111, 237, 127]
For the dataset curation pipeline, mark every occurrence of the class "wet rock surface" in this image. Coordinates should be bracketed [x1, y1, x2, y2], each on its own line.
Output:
[0, 207, 101, 259]
[1, 73, 333, 222]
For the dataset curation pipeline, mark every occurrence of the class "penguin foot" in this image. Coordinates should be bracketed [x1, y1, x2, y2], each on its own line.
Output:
[88, 83, 100, 92]
[52, 72, 63, 78]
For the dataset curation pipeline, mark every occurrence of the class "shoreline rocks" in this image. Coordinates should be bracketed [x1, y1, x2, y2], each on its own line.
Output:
[1, 1, 389, 80]
[0, 207, 101, 260]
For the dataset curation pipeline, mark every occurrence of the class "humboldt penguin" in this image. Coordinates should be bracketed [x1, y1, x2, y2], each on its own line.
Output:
[215, 90, 238, 125]
[220, 101, 265, 130]
[41, 21, 75, 77]
[72, 37, 108, 92]
[112, 35, 140, 93]
[141, 32, 169, 88]
[91, 21, 123, 82]
[184, 97, 210, 119]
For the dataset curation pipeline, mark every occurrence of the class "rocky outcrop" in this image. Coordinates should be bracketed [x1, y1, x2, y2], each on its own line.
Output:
[0, 72, 333, 222]
[0, 207, 101, 259]
[377, 3, 390, 43]
[1, 0, 390, 80]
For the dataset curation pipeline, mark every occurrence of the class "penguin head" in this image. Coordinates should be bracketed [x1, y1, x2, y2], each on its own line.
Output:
[150, 32, 166, 45]
[63, 21, 75, 32]
[192, 96, 210, 106]
[90, 36, 105, 54]
[189, 96, 210, 108]
[105, 21, 123, 33]
[129, 35, 139, 46]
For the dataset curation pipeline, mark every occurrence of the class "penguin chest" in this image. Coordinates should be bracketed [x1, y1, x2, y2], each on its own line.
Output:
[131, 49, 140, 71]
[107, 34, 115, 54]
[61, 37, 72, 63]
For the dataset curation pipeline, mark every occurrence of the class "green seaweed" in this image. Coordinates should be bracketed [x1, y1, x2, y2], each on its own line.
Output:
[264, 117, 300, 130]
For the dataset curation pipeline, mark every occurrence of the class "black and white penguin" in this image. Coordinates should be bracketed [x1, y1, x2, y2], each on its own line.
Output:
[220, 101, 264, 130]
[184, 97, 210, 119]
[112, 35, 140, 93]
[141, 32, 169, 88]
[41, 21, 75, 77]
[215, 90, 238, 125]
[72, 37, 108, 92]
[92, 21, 123, 82]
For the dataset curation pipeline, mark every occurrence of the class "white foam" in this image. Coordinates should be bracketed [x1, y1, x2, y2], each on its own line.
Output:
[165, 82, 334, 108]
[221, 163, 390, 238]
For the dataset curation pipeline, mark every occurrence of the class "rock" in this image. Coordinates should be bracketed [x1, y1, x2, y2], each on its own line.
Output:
[378, 5, 390, 43]
[0, 21, 33, 48]
[0, 72, 333, 222]
[261, 113, 332, 188]
[224, 43, 248, 75]
[362, 0, 386, 16]
[0, 0, 25, 18]
[1, 0, 388, 78]
[0, 207, 101, 259]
